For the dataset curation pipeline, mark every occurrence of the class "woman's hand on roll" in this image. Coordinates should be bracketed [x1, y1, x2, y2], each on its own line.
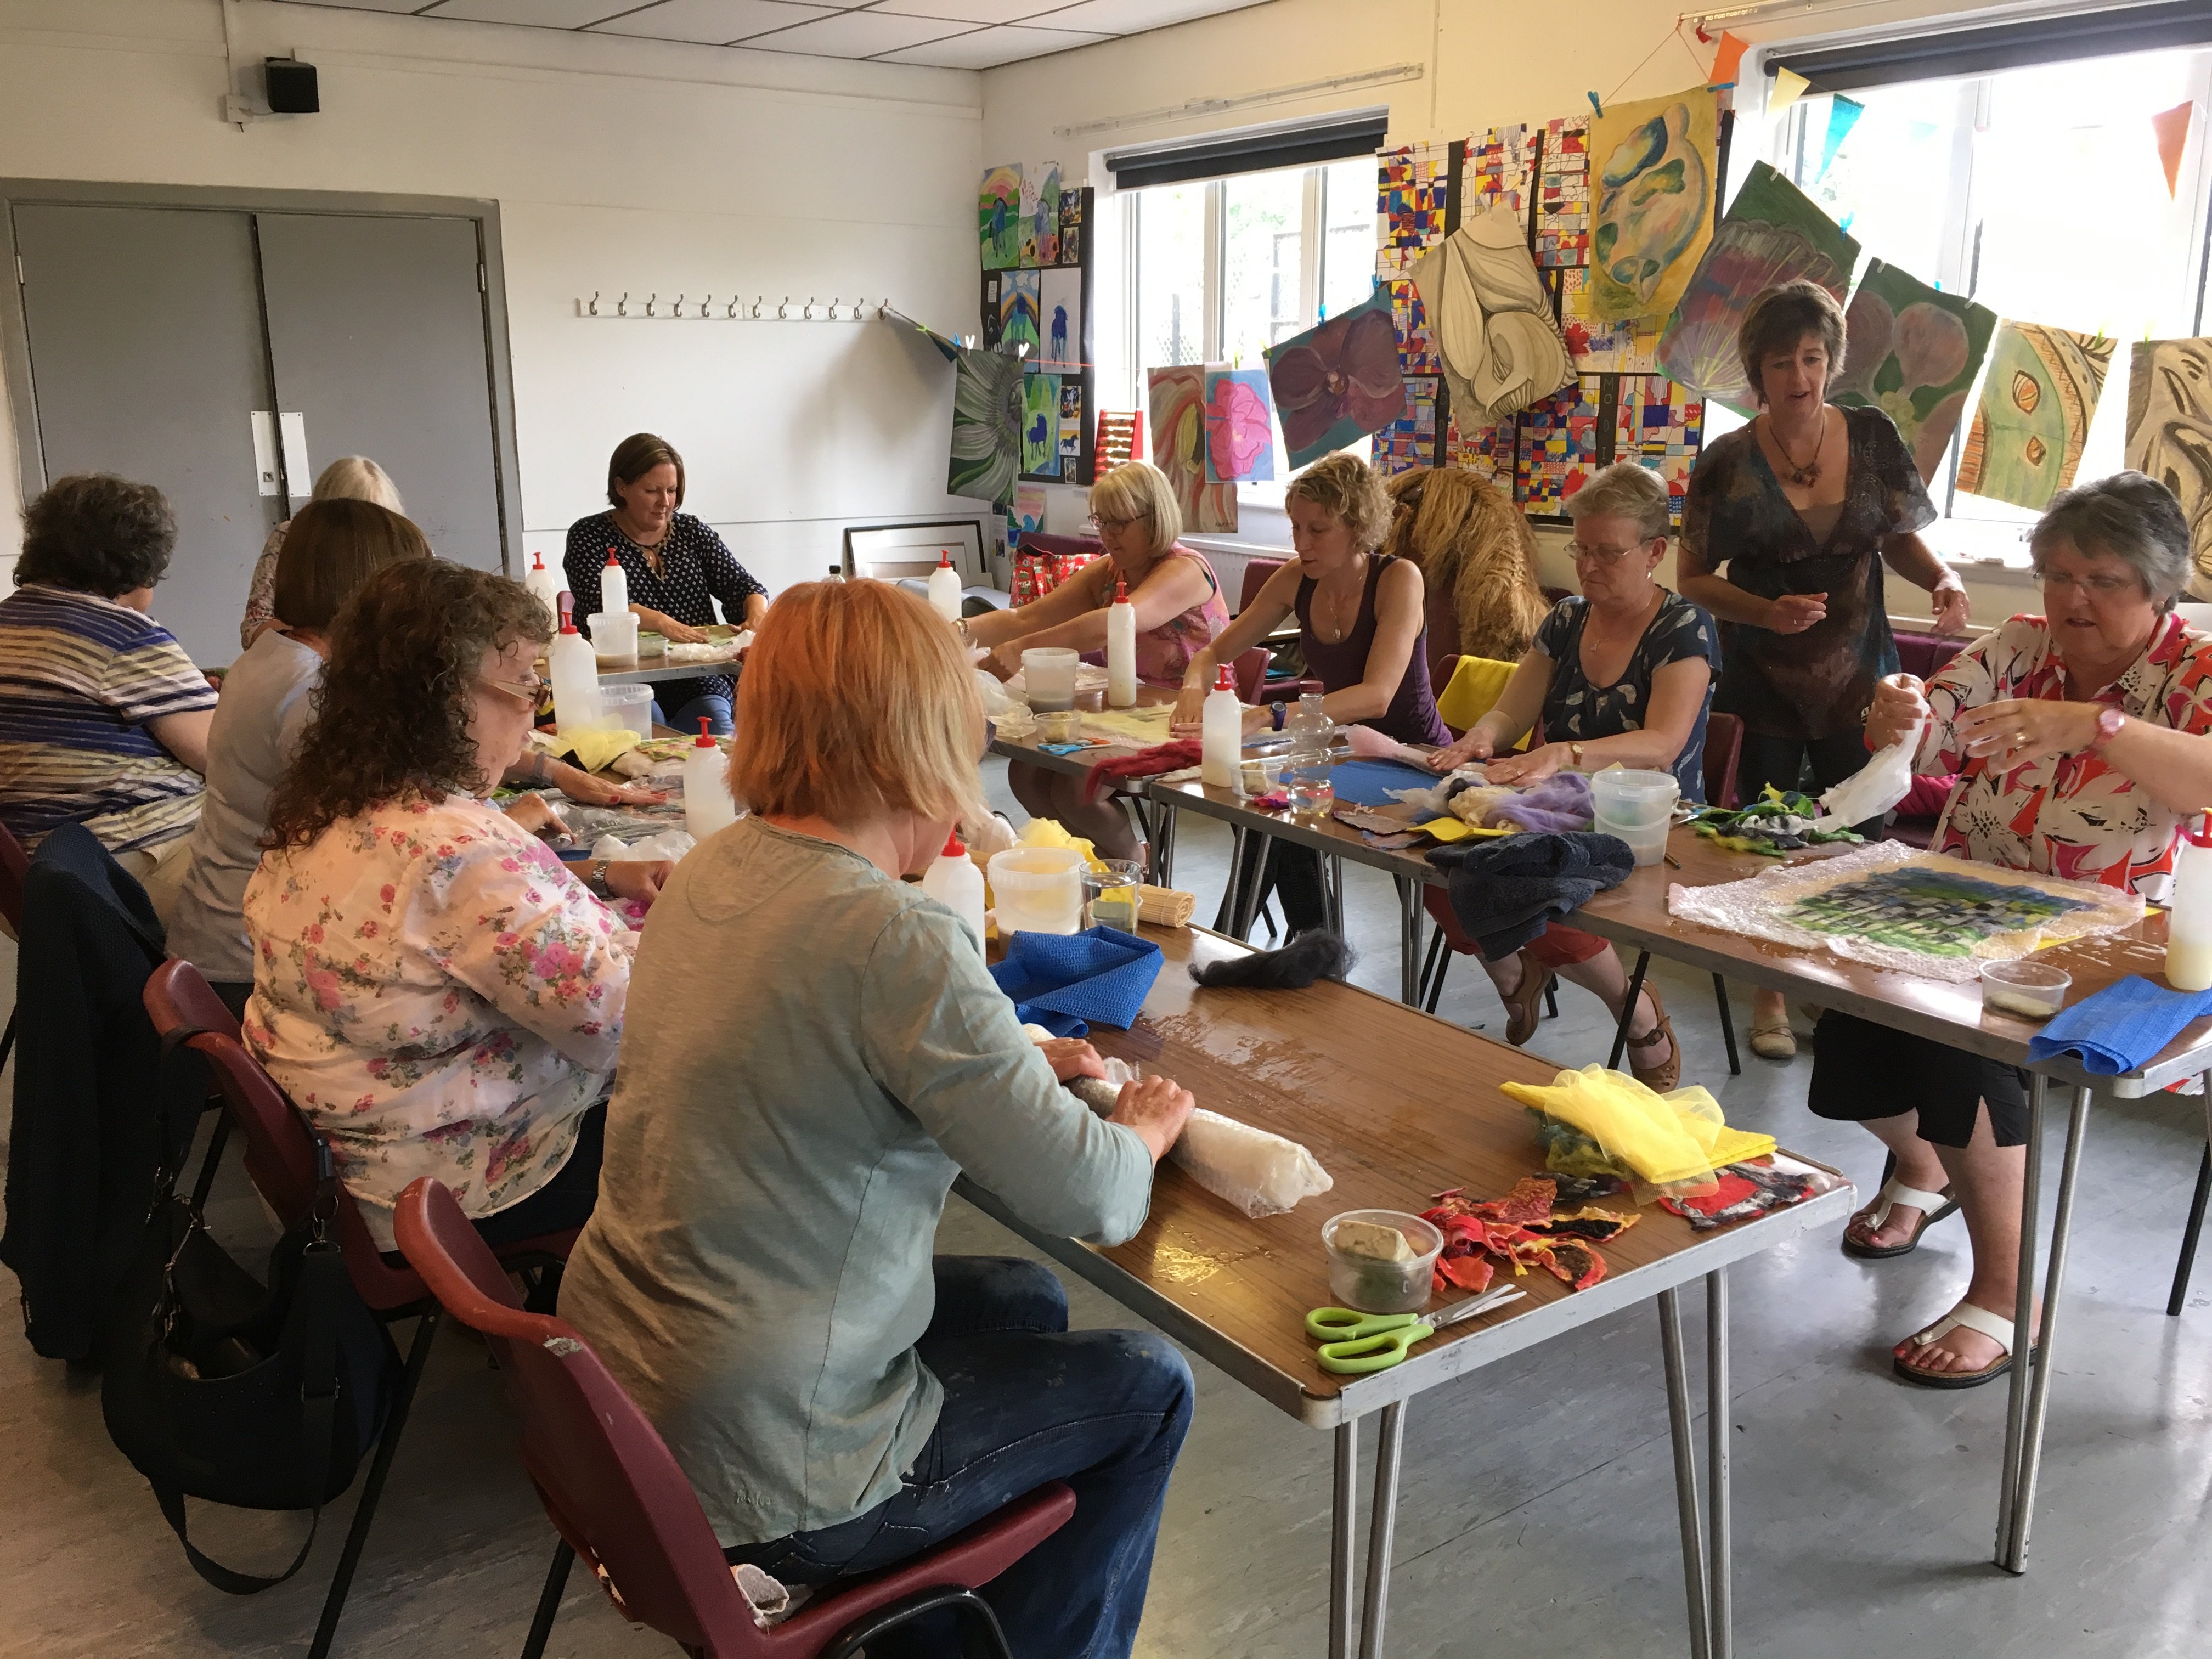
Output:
[1427, 727, 1495, 772]
[640, 607, 709, 645]
[1764, 592, 1829, 634]
[1483, 743, 1563, 786]
[1110, 1073, 1198, 1164]
[1169, 685, 1208, 736]
[1865, 673, 1928, 751]
[1038, 1037, 1107, 1082]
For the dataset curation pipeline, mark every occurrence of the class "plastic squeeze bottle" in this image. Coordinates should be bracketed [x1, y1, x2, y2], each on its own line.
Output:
[920, 830, 986, 952]
[2167, 813, 2212, 990]
[1107, 579, 1138, 708]
[683, 716, 739, 840]
[928, 551, 963, 622]
[549, 595, 604, 735]
[599, 549, 629, 620]
[1201, 664, 1241, 789]
[524, 551, 562, 620]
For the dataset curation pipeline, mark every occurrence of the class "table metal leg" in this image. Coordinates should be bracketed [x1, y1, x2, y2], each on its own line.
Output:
[1607, 951, 1652, 1070]
[1233, 834, 1272, 939]
[1327, 853, 1346, 935]
[1996, 1073, 2045, 1568]
[1357, 1402, 1407, 1659]
[1330, 1418, 1359, 1659]
[1214, 828, 1249, 933]
[1396, 877, 1425, 1005]
[1658, 1288, 1713, 1659]
[1706, 1269, 1732, 1659]
[2002, 1082, 2093, 1574]
[2169, 1074, 2212, 1316]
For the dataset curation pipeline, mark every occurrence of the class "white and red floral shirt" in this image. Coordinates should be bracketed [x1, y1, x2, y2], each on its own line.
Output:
[242, 795, 635, 1247]
[1919, 612, 2212, 902]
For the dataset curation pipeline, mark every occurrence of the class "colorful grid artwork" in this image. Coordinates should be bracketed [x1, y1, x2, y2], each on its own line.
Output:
[1378, 144, 1453, 258]
[1559, 267, 1662, 374]
[1613, 376, 1704, 522]
[1382, 276, 1438, 375]
[1463, 123, 1535, 218]
[1379, 376, 1444, 475]
[1446, 411, 1515, 490]
[1534, 116, 1590, 270]
[1515, 377, 1605, 512]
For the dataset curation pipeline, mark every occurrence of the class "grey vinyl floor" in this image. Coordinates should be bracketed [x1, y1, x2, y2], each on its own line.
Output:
[4, 754, 2211, 1657]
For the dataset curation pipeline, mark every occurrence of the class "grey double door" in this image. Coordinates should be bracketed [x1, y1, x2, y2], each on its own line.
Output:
[12, 200, 506, 663]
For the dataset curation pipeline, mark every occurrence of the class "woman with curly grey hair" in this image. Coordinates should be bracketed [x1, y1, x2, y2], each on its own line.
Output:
[1832, 472, 2212, 1388]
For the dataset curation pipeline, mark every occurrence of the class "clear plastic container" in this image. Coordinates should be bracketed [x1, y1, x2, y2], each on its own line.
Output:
[988, 847, 1086, 935]
[1980, 959, 2071, 1020]
[589, 610, 639, 664]
[1592, 768, 1678, 867]
[599, 684, 653, 737]
[1022, 647, 1081, 712]
[1084, 859, 1144, 930]
[1284, 693, 1335, 820]
[1321, 1210, 1444, 1314]
[1235, 753, 1286, 800]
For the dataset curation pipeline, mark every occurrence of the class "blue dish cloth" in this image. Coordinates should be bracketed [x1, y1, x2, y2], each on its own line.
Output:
[2025, 974, 2212, 1075]
[990, 925, 1164, 1035]
[1327, 758, 1444, 809]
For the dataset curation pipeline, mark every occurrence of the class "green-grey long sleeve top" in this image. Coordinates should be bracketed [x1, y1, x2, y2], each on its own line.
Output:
[556, 816, 1156, 1546]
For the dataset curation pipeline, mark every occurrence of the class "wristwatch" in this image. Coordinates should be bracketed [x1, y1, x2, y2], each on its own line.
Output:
[1568, 741, 1587, 770]
[1271, 701, 1286, 731]
[2087, 707, 2127, 752]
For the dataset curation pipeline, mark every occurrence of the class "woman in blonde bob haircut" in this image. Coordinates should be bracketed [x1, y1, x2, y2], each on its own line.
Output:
[239, 455, 405, 647]
[732, 577, 987, 830]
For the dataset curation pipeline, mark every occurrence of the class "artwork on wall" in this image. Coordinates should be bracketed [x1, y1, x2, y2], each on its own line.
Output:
[1037, 269, 1082, 371]
[1584, 86, 1719, 326]
[1657, 160, 1860, 415]
[2124, 337, 2212, 593]
[1027, 163, 1061, 268]
[1515, 377, 1606, 514]
[1463, 123, 1534, 217]
[1021, 370, 1061, 477]
[1012, 482, 1047, 537]
[1147, 365, 1238, 533]
[1203, 366, 1275, 483]
[1058, 380, 1087, 468]
[1058, 186, 1087, 268]
[1533, 116, 1590, 269]
[1956, 321, 2114, 510]
[1379, 376, 1446, 475]
[1611, 375, 1705, 521]
[1378, 144, 1453, 270]
[980, 163, 1022, 271]
[1268, 286, 1407, 470]
[1413, 202, 1573, 426]
[939, 337, 1024, 510]
[1510, 373, 1701, 523]
[1446, 410, 1515, 490]
[998, 270, 1041, 355]
[1560, 267, 1663, 373]
[1830, 259, 1996, 483]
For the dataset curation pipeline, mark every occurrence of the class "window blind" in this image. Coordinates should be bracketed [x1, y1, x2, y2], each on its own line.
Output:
[1104, 111, 1389, 190]
[1768, 1, 2212, 92]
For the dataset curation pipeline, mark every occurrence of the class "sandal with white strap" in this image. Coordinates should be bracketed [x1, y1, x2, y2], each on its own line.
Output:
[1841, 1175, 1960, 1260]
[1893, 1301, 2030, 1389]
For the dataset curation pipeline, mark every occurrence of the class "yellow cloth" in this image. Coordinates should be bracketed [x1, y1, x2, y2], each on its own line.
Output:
[1421, 817, 1510, 843]
[1015, 817, 1105, 871]
[1435, 654, 1517, 732]
[1081, 707, 1175, 744]
[548, 727, 640, 773]
[1500, 1064, 1776, 1188]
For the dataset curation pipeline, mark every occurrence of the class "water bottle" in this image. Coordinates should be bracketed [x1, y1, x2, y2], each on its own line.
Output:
[549, 595, 605, 735]
[683, 717, 739, 840]
[825, 563, 847, 584]
[928, 551, 963, 622]
[1106, 579, 1137, 708]
[2168, 813, 2212, 990]
[919, 830, 986, 953]
[599, 548, 629, 622]
[1284, 693, 1335, 820]
[1200, 664, 1241, 789]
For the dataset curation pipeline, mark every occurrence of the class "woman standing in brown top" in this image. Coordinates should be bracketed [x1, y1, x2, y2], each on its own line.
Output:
[1678, 280, 1970, 1061]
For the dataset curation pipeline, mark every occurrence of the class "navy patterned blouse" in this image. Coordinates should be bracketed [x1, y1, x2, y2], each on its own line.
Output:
[563, 511, 766, 713]
[1533, 590, 1719, 804]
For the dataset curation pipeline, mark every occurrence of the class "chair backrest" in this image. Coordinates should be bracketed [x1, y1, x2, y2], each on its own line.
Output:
[1237, 556, 1288, 616]
[142, 958, 428, 1312]
[393, 1178, 755, 1656]
[1232, 645, 1271, 704]
[1702, 710, 1745, 811]
[0, 819, 27, 934]
[1893, 629, 1966, 683]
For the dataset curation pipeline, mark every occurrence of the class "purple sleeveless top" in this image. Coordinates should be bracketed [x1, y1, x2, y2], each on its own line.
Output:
[1294, 553, 1448, 747]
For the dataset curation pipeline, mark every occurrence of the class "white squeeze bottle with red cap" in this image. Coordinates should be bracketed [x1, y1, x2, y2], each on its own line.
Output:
[1201, 663, 1240, 789]
[550, 595, 604, 734]
[684, 717, 738, 840]
[1107, 578, 1137, 707]
[920, 830, 986, 953]
[928, 550, 963, 622]
[524, 551, 562, 620]
[600, 548, 629, 620]
[2167, 812, 2212, 990]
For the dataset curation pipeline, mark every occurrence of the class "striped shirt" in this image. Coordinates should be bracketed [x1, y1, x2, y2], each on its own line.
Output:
[0, 585, 216, 855]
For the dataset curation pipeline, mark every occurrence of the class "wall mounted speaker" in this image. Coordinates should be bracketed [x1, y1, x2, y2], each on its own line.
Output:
[264, 59, 319, 115]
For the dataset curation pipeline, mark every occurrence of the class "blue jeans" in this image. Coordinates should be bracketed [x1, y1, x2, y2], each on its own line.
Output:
[652, 691, 733, 736]
[726, 1256, 1193, 1659]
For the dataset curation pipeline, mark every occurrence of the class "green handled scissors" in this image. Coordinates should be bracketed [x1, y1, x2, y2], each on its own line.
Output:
[1305, 1286, 1526, 1374]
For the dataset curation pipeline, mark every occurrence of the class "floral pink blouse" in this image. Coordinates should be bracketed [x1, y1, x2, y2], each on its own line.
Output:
[1918, 612, 2212, 902]
[242, 795, 635, 1247]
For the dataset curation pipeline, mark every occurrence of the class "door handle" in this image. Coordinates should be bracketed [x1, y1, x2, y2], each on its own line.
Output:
[278, 413, 312, 511]
[250, 412, 280, 497]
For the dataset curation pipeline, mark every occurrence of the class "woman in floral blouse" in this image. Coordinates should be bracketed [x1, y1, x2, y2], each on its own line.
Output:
[1835, 473, 2212, 1389]
[245, 560, 671, 1250]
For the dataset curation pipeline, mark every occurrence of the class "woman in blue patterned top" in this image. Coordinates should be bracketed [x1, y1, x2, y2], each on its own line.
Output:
[565, 433, 769, 735]
[1426, 463, 1717, 1091]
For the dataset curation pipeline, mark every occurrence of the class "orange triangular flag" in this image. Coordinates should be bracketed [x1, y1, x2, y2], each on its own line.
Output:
[2153, 101, 2193, 198]
[1709, 31, 1748, 88]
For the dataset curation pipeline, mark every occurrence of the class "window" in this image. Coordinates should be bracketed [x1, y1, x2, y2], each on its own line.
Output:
[1753, 44, 2212, 569]
[1119, 155, 1378, 492]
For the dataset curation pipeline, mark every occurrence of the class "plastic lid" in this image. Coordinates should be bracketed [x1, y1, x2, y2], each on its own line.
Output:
[938, 550, 953, 568]
[2187, 811, 2212, 849]
[558, 595, 578, 634]
[605, 548, 620, 566]
[531, 552, 545, 571]
[1115, 579, 1130, 601]
[1214, 665, 1234, 691]
[941, 830, 966, 856]
[695, 715, 716, 748]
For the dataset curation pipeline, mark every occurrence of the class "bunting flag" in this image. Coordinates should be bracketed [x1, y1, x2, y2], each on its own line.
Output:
[1708, 31, 1748, 88]
[1817, 96, 1864, 182]
[1770, 67, 1809, 119]
[2153, 101, 2194, 198]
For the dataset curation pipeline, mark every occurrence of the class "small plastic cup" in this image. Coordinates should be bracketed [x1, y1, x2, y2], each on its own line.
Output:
[1593, 767, 1678, 867]
[636, 630, 667, 658]
[599, 684, 653, 738]
[988, 847, 1086, 935]
[1980, 959, 2070, 1020]
[1022, 647, 1081, 712]
[1084, 859, 1144, 930]
[1321, 1210, 1444, 1314]
[1235, 753, 1286, 800]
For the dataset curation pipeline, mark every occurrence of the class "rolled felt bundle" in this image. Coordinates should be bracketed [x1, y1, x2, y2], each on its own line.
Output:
[1059, 1060, 1334, 1218]
[1189, 929, 1355, 989]
[1136, 883, 1197, 927]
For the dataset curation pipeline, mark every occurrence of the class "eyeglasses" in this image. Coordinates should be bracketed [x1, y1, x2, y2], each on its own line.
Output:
[1568, 540, 1648, 565]
[1086, 512, 1149, 533]
[478, 673, 549, 706]
[2041, 570, 2140, 597]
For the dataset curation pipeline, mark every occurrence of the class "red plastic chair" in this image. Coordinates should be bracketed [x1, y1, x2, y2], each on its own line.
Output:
[1237, 556, 1323, 700]
[1702, 711, 1745, 812]
[392, 1178, 1077, 1659]
[1231, 644, 1272, 704]
[0, 819, 25, 1072]
[143, 959, 580, 1659]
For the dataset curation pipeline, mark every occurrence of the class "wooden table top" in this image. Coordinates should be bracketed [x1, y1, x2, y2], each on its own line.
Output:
[1573, 827, 2211, 1093]
[963, 922, 1853, 1427]
[1146, 773, 1446, 880]
[988, 684, 1180, 779]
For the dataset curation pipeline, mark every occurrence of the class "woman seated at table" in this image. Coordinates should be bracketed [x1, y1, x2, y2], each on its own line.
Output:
[0, 475, 215, 902]
[1426, 464, 1718, 1091]
[1172, 452, 1445, 932]
[238, 455, 404, 650]
[246, 560, 671, 1252]
[565, 432, 769, 736]
[558, 578, 1198, 1658]
[1838, 472, 2212, 1386]
[965, 460, 1229, 859]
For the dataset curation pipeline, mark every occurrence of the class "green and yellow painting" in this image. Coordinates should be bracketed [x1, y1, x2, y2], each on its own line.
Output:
[1781, 866, 2089, 959]
[1020, 369, 1060, 478]
[979, 162, 1022, 271]
[1586, 86, 1718, 326]
[1830, 258, 1996, 483]
[1956, 321, 2115, 511]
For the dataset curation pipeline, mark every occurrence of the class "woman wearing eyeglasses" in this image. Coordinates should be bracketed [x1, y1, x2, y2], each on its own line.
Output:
[964, 461, 1230, 859]
[244, 561, 672, 1252]
[1425, 464, 1717, 1090]
[1676, 280, 1970, 1060]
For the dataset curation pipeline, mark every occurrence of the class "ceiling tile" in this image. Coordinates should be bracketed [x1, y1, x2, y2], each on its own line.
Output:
[1025, 0, 1267, 32]
[743, 8, 968, 53]
[865, 0, 1066, 22]
[875, 21, 1108, 66]
[589, 0, 840, 44]
[424, 0, 644, 25]
[272, 0, 429, 14]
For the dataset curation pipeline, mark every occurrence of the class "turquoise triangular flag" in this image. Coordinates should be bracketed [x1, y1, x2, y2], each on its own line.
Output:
[1817, 96, 1864, 182]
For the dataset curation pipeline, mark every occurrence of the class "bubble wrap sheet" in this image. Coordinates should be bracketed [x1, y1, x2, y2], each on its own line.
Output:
[1666, 840, 2145, 984]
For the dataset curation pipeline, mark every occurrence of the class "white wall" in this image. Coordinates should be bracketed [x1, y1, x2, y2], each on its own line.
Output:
[979, 0, 2051, 627]
[0, 0, 988, 606]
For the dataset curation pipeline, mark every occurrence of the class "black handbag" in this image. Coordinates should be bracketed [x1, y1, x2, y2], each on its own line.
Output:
[100, 1146, 400, 1594]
